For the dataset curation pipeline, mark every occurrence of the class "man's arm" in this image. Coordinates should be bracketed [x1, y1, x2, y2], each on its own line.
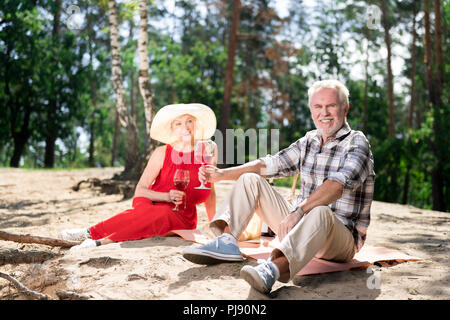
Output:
[278, 179, 343, 240]
[201, 159, 267, 182]
[297, 179, 343, 215]
[202, 136, 305, 183]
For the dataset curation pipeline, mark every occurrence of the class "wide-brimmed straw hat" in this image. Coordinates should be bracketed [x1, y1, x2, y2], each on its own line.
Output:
[150, 103, 217, 144]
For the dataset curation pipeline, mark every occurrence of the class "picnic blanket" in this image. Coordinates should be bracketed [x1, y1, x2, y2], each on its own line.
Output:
[169, 229, 423, 276]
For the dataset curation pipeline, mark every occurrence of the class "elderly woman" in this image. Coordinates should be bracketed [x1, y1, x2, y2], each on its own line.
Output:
[60, 103, 217, 250]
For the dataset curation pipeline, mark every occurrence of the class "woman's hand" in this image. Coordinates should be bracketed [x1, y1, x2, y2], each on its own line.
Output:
[199, 165, 224, 184]
[167, 189, 185, 206]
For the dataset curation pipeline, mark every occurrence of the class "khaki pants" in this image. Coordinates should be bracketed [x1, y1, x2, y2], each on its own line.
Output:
[210, 173, 356, 279]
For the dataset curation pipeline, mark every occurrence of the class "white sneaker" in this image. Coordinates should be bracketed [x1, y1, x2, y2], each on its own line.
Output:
[70, 239, 98, 251]
[59, 228, 90, 242]
[240, 259, 280, 294]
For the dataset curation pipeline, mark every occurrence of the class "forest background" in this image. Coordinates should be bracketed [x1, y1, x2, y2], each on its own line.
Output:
[0, 0, 449, 212]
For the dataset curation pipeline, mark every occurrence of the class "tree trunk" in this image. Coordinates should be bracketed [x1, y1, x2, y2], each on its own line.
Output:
[431, 0, 445, 211]
[402, 165, 410, 204]
[138, 0, 157, 169]
[130, 70, 136, 121]
[88, 120, 95, 167]
[423, 1, 435, 108]
[88, 81, 96, 167]
[408, 8, 417, 128]
[403, 9, 418, 207]
[10, 131, 29, 168]
[86, 4, 97, 168]
[111, 109, 119, 167]
[424, 0, 445, 211]
[380, 0, 395, 138]
[128, 19, 137, 122]
[363, 37, 369, 133]
[5, 46, 31, 168]
[431, 168, 445, 211]
[44, 125, 57, 168]
[44, 0, 62, 168]
[219, 0, 241, 167]
[88, 50, 97, 167]
[433, 0, 443, 100]
[108, 0, 141, 180]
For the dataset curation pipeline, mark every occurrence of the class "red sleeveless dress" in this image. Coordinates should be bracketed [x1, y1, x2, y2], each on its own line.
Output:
[89, 144, 211, 242]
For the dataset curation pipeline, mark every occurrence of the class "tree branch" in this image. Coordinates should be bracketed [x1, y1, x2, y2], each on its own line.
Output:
[0, 271, 53, 300]
[0, 231, 79, 248]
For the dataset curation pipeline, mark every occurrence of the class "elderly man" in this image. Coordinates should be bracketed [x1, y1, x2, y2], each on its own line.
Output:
[182, 79, 375, 294]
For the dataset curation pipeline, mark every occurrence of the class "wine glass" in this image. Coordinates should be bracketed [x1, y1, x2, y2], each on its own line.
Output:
[173, 169, 190, 211]
[194, 139, 214, 190]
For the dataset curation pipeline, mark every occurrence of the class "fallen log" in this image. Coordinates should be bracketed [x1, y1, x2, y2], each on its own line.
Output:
[72, 178, 136, 199]
[0, 248, 60, 266]
[55, 289, 91, 300]
[0, 271, 52, 300]
[0, 230, 79, 248]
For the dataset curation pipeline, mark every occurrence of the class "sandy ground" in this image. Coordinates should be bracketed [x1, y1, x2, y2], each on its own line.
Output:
[0, 167, 448, 300]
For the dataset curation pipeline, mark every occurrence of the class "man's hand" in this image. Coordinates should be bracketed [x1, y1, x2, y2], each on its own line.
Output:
[277, 210, 303, 241]
[199, 165, 224, 184]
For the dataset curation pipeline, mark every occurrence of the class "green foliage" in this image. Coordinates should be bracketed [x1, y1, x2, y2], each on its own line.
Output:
[149, 35, 227, 117]
[0, 0, 448, 211]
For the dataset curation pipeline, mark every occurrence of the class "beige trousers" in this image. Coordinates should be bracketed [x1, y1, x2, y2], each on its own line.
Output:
[210, 173, 356, 279]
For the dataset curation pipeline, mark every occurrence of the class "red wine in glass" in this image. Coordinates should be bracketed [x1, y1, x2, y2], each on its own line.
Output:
[174, 180, 189, 191]
[173, 169, 190, 211]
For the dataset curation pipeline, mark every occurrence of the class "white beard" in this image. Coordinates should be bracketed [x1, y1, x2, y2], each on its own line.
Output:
[316, 118, 346, 138]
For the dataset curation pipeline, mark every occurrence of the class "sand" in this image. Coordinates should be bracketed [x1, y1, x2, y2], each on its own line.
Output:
[0, 167, 448, 300]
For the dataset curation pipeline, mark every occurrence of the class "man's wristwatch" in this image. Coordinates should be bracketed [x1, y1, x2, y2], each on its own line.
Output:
[294, 207, 304, 219]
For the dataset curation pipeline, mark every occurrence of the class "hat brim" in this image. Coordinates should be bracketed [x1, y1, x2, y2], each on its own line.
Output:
[150, 103, 217, 144]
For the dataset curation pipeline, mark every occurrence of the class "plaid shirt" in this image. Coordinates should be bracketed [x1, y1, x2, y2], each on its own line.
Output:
[260, 122, 375, 252]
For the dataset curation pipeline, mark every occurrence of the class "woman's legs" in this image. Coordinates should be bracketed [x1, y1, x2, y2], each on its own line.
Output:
[99, 238, 114, 245]
[89, 198, 189, 243]
[89, 198, 151, 241]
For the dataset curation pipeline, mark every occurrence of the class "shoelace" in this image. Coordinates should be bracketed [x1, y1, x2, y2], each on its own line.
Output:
[212, 234, 234, 249]
[256, 259, 275, 280]
[208, 236, 223, 250]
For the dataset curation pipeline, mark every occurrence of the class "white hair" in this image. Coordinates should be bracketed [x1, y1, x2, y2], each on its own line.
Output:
[308, 79, 350, 108]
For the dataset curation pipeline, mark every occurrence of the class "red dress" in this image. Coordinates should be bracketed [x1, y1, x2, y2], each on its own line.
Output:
[89, 144, 211, 242]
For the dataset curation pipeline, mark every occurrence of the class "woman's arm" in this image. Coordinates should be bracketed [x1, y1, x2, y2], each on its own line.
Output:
[133, 145, 183, 203]
[204, 183, 216, 221]
[202, 141, 218, 220]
